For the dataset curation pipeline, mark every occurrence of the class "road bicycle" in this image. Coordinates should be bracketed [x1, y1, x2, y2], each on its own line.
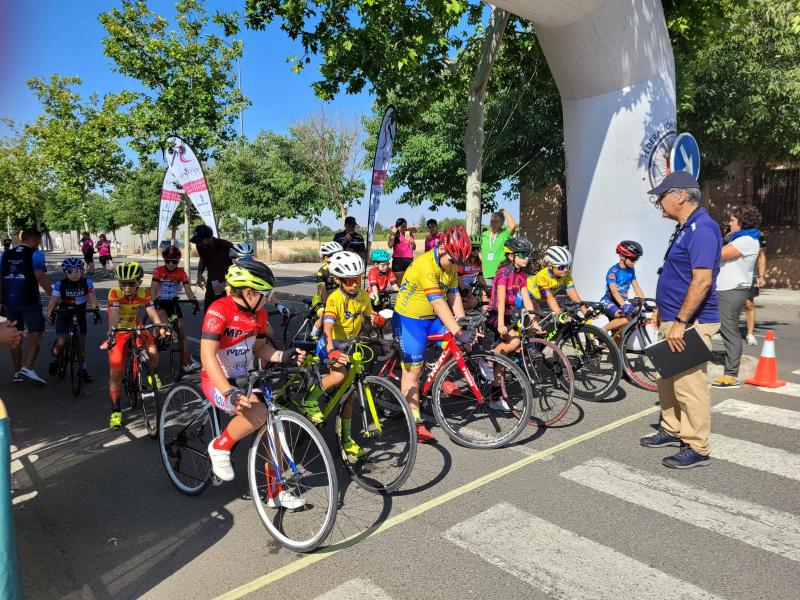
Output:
[51, 306, 101, 397]
[158, 365, 338, 553]
[613, 297, 659, 392]
[154, 298, 200, 383]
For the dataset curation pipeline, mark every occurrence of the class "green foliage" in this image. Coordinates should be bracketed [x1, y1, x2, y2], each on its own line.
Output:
[0, 126, 52, 229]
[111, 159, 164, 235]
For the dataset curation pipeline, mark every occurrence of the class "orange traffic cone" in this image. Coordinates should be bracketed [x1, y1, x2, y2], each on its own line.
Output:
[745, 330, 786, 388]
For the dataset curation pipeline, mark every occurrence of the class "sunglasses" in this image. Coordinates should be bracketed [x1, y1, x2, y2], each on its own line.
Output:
[514, 252, 530, 260]
[553, 264, 570, 270]
[119, 281, 138, 289]
[341, 276, 362, 285]
[165, 259, 179, 265]
[65, 268, 84, 276]
[251, 289, 274, 301]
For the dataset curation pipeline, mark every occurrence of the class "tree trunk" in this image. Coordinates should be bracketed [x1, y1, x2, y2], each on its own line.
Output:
[464, 5, 510, 236]
[338, 202, 346, 222]
[267, 220, 274, 262]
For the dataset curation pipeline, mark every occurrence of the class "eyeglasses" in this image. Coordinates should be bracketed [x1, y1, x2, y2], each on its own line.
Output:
[65, 268, 84, 276]
[341, 276, 362, 285]
[165, 259, 179, 265]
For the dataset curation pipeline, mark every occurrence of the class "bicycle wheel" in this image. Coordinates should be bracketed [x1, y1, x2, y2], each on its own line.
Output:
[621, 323, 658, 392]
[338, 376, 417, 494]
[248, 411, 337, 553]
[556, 324, 622, 400]
[431, 351, 532, 449]
[137, 357, 159, 439]
[123, 350, 139, 410]
[67, 331, 82, 397]
[159, 384, 213, 495]
[169, 323, 183, 383]
[521, 338, 574, 426]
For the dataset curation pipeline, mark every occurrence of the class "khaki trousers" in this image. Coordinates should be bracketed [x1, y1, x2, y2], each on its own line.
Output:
[656, 321, 720, 456]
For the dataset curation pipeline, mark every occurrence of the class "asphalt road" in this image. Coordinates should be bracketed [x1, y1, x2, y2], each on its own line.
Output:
[6, 262, 800, 599]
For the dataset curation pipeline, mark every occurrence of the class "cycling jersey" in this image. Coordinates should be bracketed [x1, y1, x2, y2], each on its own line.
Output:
[53, 277, 95, 307]
[458, 262, 482, 289]
[367, 266, 397, 292]
[395, 249, 459, 320]
[601, 263, 637, 306]
[201, 295, 269, 380]
[97, 239, 112, 257]
[490, 264, 529, 310]
[323, 288, 373, 341]
[528, 267, 575, 301]
[315, 263, 337, 293]
[152, 265, 189, 299]
[108, 287, 152, 327]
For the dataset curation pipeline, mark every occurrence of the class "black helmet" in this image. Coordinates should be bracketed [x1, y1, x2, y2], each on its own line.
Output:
[503, 236, 534, 255]
[616, 240, 643, 260]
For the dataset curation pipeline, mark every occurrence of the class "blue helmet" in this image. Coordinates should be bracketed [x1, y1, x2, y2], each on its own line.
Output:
[370, 248, 391, 263]
[62, 257, 85, 272]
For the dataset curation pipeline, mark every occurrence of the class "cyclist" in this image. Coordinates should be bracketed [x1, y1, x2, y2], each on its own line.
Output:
[203, 260, 307, 509]
[295, 251, 387, 459]
[458, 234, 486, 310]
[106, 262, 165, 430]
[46, 257, 101, 382]
[599, 240, 646, 333]
[528, 246, 586, 317]
[394, 224, 475, 443]
[229, 242, 254, 262]
[150, 245, 201, 373]
[367, 248, 399, 307]
[310, 241, 344, 339]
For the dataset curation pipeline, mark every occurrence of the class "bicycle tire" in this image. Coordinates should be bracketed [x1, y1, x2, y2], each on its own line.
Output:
[67, 331, 82, 397]
[248, 411, 338, 553]
[138, 357, 159, 439]
[169, 320, 183, 383]
[621, 324, 659, 392]
[521, 337, 575, 426]
[123, 349, 139, 410]
[555, 324, 622, 400]
[431, 351, 533, 449]
[337, 376, 417, 494]
[159, 384, 213, 495]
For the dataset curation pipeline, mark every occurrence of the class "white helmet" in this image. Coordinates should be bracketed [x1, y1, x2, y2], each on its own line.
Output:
[319, 241, 344, 258]
[544, 246, 573, 267]
[328, 251, 364, 278]
[229, 242, 254, 260]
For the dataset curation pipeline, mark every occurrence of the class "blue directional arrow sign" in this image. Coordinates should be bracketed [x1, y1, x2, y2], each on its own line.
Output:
[670, 132, 701, 180]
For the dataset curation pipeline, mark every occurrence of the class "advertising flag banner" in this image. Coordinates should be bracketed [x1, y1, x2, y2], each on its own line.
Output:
[163, 136, 218, 237]
[157, 167, 183, 249]
[366, 106, 396, 248]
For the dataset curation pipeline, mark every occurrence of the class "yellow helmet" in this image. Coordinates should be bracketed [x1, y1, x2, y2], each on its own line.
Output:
[225, 259, 274, 291]
[115, 261, 143, 281]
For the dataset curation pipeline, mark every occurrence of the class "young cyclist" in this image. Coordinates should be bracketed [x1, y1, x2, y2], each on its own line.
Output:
[295, 251, 387, 459]
[367, 248, 399, 307]
[105, 262, 165, 430]
[46, 257, 101, 382]
[528, 246, 586, 317]
[394, 225, 475, 442]
[229, 242, 255, 262]
[150, 245, 201, 372]
[310, 241, 344, 338]
[203, 260, 307, 508]
[458, 234, 486, 310]
[599, 240, 646, 333]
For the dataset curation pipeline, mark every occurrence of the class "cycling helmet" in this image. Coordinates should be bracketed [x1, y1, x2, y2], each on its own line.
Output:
[229, 242, 254, 260]
[319, 241, 344, 258]
[441, 224, 471, 264]
[469, 234, 481, 248]
[62, 257, 85, 272]
[503, 237, 534, 255]
[225, 259, 274, 291]
[544, 246, 573, 267]
[328, 251, 364, 278]
[370, 248, 391, 263]
[616, 240, 643, 260]
[162, 245, 181, 261]
[115, 261, 143, 281]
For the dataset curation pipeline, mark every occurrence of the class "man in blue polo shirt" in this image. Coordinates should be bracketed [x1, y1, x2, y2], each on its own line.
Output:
[640, 171, 721, 469]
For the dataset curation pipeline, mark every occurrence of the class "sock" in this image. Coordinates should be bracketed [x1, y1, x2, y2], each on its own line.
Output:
[411, 407, 422, 423]
[310, 326, 321, 337]
[304, 384, 324, 405]
[110, 390, 121, 412]
[213, 429, 236, 451]
[341, 418, 352, 442]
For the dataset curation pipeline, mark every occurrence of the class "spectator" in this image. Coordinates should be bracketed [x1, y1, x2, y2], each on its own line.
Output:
[0, 228, 53, 384]
[80, 232, 96, 276]
[387, 218, 416, 280]
[481, 209, 516, 286]
[0, 321, 24, 348]
[712, 205, 762, 389]
[332, 216, 366, 261]
[191, 224, 234, 311]
[744, 237, 767, 346]
[640, 171, 721, 469]
[424, 219, 440, 251]
[96, 234, 114, 279]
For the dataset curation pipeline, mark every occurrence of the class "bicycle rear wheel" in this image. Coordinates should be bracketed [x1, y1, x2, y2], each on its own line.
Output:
[67, 332, 82, 397]
[621, 324, 658, 392]
[159, 384, 213, 495]
[339, 376, 417, 494]
[137, 357, 159, 439]
[556, 324, 622, 400]
[248, 411, 337, 553]
[431, 351, 532, 449]
[521, 338, 574, 426]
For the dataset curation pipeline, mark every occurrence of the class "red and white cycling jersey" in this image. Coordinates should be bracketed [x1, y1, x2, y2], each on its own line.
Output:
[200, 295, 269, 380]
[152, 265, 189, 299]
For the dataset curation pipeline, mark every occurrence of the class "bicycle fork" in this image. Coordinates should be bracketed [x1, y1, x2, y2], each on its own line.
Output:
[356, 380, 383, 439]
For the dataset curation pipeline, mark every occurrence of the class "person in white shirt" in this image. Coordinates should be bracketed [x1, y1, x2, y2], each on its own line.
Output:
[712, 204, 763, 388]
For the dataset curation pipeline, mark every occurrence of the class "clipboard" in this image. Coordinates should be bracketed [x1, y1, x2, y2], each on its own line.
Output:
[644, 326, 713, 379]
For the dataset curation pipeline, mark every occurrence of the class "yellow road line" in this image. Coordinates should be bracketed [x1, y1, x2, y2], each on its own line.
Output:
[215, 405, 659, 600]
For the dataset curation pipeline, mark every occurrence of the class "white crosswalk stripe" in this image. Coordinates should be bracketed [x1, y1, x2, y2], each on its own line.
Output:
[712, 399, 800, 430]
[560, 458, 800, 561]
[444, 502, 724, 600]
[314, 578, 392, 600]
[710, 433, 800, 482]
[758, 382, 800, 398]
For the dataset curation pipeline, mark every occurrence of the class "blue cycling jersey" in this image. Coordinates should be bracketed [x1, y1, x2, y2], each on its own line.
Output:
[601, 263, 636, 307]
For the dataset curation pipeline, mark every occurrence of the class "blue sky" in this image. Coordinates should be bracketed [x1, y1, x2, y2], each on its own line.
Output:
[1, 0, 517, 230]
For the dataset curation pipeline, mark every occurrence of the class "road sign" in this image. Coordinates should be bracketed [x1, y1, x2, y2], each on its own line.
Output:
[670, 133, 700, 180]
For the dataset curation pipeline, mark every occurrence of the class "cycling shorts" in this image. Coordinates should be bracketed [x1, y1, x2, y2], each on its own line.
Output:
[55, 309, 87, 337]
[108, 331, 154, 371]
[392, 313, 446, 369]
[201, 375, 238, 415]
[155, 298, 183, 319]
[599, 296, 624, 319]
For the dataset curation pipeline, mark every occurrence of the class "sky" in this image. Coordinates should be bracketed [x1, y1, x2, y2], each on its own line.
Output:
[0, 0, 519, 231]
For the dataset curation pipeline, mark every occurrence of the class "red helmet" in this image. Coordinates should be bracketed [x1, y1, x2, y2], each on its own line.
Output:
[441, 224, 471, 264]
[616, 240, 643, 260]
[162, 245, 182, 261]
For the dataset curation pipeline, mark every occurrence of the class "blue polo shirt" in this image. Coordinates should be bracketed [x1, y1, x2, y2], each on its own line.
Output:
[655, 207, 721, 323]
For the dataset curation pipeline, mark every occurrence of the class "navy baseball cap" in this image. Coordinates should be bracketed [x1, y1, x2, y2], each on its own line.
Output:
[190, 224, 213, 243]
[648, 170, 700, 196]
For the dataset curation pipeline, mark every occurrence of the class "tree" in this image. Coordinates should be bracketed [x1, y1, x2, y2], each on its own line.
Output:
[0, 126, 53, 231]
[112, 159, 164, 237]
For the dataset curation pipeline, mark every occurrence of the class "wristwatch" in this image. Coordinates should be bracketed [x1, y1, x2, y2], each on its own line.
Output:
[675, 317, 690, 325]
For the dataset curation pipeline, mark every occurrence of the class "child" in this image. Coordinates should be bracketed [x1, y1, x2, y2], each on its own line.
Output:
[296, 251, 386, 459]
[367, 248, 399, 306]
[47, 257, 101, 382]
[79, 232, 95, 276]
[96, 234, 114, 279]
[528, 246, 585, 316]
[599, 240, 645, 333]
[458, 234, 487, 310]
[105, 262, 165, 430]
[310, 241, 344, 338]
[150, 245, 201, 372]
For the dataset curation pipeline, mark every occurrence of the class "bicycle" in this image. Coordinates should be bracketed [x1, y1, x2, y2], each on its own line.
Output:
[158, 365, 338, 552]
[614, 297, 659, 392]
[51, 306, 100, 397]
[154, 298, 200, 383]
[376, 312, 533, 449]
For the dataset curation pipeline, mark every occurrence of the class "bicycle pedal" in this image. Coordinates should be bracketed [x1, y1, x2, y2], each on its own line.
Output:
[211, 474, 224, 486]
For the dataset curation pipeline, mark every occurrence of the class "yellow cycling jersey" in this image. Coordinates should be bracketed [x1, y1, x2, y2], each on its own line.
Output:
[108, 287, 152, 328]
[395, 249, 459, 320]
[322, 288, 373, 341]
[528, 267, 575, 301]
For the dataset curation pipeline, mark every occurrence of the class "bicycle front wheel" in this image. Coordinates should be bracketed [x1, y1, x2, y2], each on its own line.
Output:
[123, 351, 139, 410]
[621, 323, 658, 392]
[556, 324, 622, 400]
[159, 384, 213, 495]
[137, 357, 159, 439]
[169, 324, 183, 383]
[339, 376, 417, 494]
[522, 338, 574, 426]
[67, 332, 82, 397]
[431, 351, 533, 449]
[248, 411, 338, 553]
